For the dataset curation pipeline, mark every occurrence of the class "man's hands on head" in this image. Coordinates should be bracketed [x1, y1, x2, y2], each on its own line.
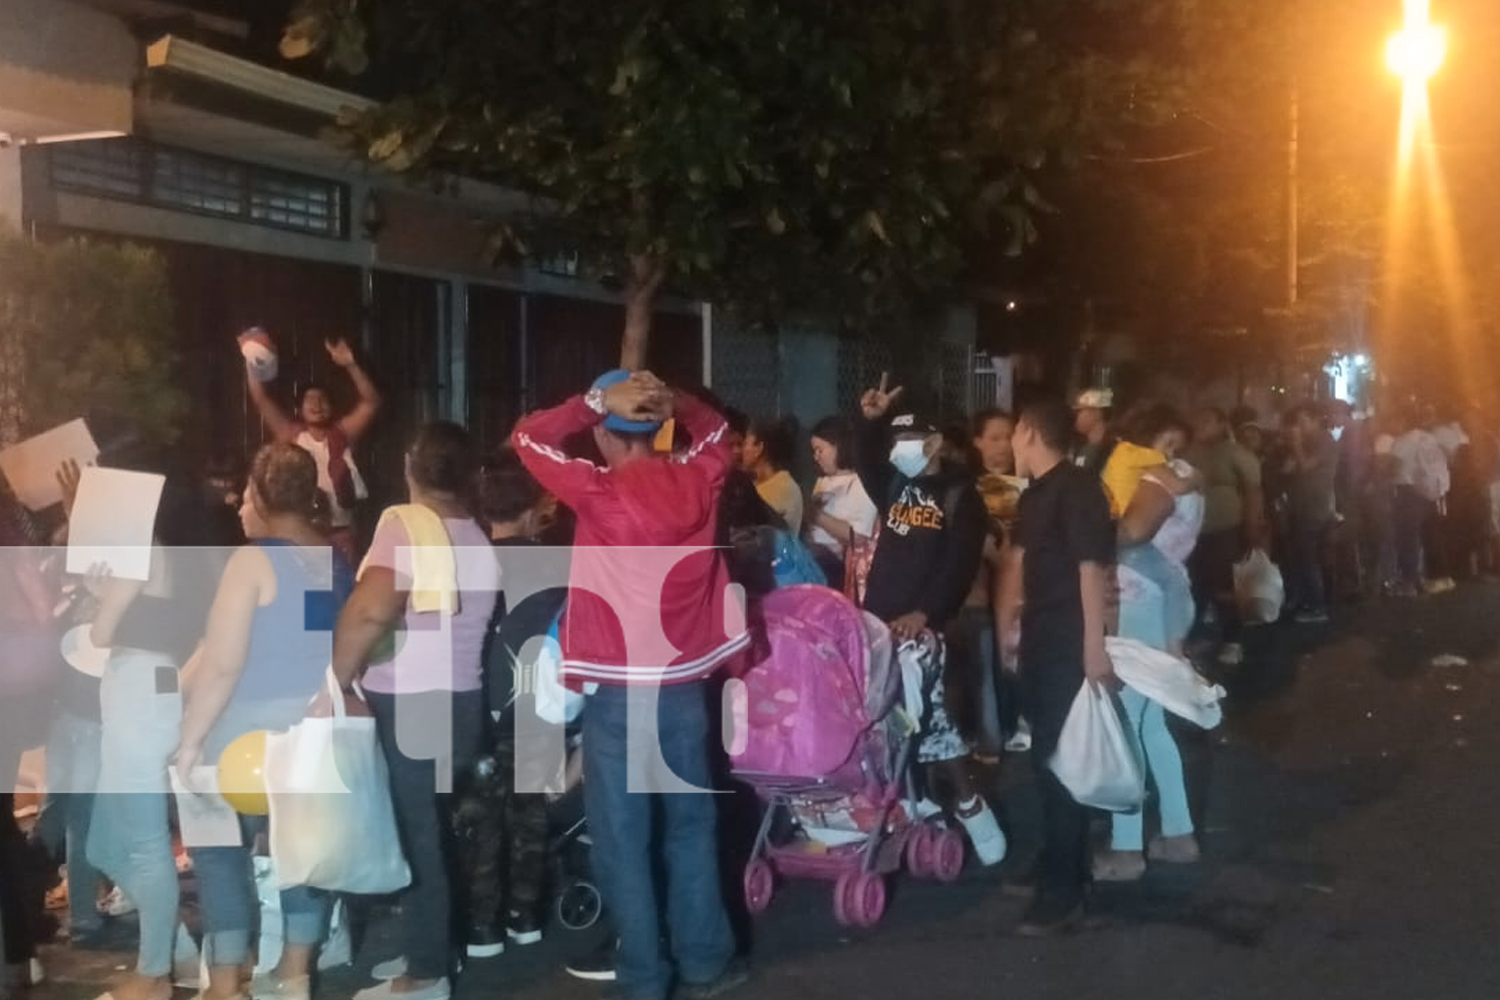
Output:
[603, 370, 673, 422]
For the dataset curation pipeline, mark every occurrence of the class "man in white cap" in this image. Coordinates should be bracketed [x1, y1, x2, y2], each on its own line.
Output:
[1072, 388, 1117, 477]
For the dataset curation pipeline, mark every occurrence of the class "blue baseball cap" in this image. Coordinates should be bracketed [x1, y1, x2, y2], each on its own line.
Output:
[592, 369, 664, 435]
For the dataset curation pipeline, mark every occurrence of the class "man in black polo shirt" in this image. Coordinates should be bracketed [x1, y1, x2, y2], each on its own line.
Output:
[997, 399, 1116, 935]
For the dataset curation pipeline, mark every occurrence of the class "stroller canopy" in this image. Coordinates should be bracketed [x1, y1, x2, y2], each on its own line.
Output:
[731, 586, 898, 782]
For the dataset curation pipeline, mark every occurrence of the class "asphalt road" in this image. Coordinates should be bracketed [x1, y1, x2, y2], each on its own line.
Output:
[30, 582, 1500, 1000]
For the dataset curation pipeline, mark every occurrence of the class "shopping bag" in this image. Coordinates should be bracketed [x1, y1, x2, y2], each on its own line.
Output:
[265, 669, 411, 894]
[1233, 548, 1284, 625]
[1106, 637, 1226, 729]
[1048, 680, 1145, 813]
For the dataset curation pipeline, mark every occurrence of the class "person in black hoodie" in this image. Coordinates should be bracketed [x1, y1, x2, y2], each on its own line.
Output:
[854, 374, 1006, 867]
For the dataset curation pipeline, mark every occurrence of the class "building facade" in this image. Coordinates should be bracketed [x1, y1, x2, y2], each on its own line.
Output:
[0, 0, 975, 508]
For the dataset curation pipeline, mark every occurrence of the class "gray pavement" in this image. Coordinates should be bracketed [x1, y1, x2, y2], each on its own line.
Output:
[25, 583, 1500, 1000]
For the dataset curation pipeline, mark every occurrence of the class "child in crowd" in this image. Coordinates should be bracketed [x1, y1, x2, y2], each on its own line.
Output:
[452, 449, 570, 958]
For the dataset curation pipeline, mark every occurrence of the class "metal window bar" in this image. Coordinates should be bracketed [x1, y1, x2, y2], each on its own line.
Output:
[47, 137, 348, 240]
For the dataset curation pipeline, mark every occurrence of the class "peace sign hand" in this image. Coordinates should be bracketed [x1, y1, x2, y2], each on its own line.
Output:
[859, 371, 905, 420]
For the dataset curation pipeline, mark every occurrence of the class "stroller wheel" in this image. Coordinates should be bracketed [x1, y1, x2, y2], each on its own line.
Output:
[743, 860, 774, 915]
[849, 873, 887, 927]
[932, 828, 966, 883]
[833, 873, 855, 926]
[834, 872, 887, 927]
[555, 879, 603, 932]
[905, 825, 936, 879]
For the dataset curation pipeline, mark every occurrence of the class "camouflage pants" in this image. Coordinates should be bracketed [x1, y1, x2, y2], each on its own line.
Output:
[451, 739, 550, 925]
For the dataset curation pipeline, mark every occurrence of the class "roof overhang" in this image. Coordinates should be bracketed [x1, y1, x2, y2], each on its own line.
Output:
[0, 0, 136, 143]
[146, 34, 375, 119]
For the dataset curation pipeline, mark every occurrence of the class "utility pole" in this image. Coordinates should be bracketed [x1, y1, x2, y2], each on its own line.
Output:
[1286, 80, 1299, 309]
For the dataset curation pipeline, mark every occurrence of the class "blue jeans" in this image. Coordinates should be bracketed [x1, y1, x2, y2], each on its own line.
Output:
[1109, 688, 1194, 851]
[191, 817, 329, 968]
[367, 689, 485, 982]
[42, 711, 105, 936]
[87, 653, 182, 978]
[1288, 513, 1331, 610]
[1113, 590, 1194, 853]
[582, 683, 734, 1000]
[1120, 543, 1193, 647]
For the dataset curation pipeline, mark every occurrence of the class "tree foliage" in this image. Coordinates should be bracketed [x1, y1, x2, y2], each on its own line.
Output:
[0, 234, 186, 445]
[283, 0, 1158, 362]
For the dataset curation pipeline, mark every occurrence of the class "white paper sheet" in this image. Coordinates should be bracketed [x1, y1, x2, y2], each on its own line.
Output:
[65, 467, 165, 582]
[170, 766, 244, 848]
[0, 419, 100, 511]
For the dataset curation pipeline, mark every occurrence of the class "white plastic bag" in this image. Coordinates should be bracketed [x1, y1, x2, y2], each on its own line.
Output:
[1048, 681, 1145, 813]
[1106, 637, 1226, 729]
[265, 670, 411, 895]
[1233, 548, 1284, 625]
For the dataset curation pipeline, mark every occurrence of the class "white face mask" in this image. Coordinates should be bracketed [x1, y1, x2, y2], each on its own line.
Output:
[889, 439, 932, 479]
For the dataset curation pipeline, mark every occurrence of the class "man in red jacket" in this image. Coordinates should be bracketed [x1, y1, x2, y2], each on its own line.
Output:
[512, 369, 747, 1000]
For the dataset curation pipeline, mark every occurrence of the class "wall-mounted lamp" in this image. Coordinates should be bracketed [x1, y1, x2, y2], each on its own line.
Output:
[360, 189, 385, 240]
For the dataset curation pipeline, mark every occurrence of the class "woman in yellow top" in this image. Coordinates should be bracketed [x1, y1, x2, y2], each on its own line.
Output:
[1102, 439, 1197, 518]
[1101, 407, 1202, 656]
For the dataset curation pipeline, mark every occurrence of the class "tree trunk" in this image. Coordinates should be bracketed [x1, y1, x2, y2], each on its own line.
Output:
[619, 254, 666, 371]
[0, 297, 23, 445]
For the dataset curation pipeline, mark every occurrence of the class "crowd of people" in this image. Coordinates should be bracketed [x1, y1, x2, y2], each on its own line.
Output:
[1, 330, 1490, 1000]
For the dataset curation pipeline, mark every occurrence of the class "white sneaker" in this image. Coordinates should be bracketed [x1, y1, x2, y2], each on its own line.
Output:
[370, 957, 407, 982]
[957, 798, 1007, 867]
[173, 957, 202, 990]
[353, 979, 451, 1000]
[370, 957, 463, 982]
[99, 886, 135, 917]
[909, 798, 944, 821]
[250, 973, 311, 1000]
[27, 959, 44, 986]
[1004, 720, 1033, 753]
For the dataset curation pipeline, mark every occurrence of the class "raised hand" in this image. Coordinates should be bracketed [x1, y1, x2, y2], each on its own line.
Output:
[56, 459, 83, 518]
[860, 371, 905, 420]
[325, 338, 357, 368]
[82, 561, 113, 598]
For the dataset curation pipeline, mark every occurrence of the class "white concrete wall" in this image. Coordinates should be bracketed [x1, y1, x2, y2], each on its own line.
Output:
[0, 0, 137, 137]
[0, 145, 21, 230]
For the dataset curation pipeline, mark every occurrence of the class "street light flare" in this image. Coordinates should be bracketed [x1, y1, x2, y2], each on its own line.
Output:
[1387, 0, 1446, 85]
[1386, 20, 1446, 83]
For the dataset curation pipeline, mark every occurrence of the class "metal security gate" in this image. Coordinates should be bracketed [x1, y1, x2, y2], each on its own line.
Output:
[837, 337, 971, 419]
[710, 321, 780, 417]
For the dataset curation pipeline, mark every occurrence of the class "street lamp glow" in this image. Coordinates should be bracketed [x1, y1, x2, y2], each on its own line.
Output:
[1387, 2, 1446, 84]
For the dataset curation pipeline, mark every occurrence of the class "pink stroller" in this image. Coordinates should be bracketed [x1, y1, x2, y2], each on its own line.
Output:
[730, 585, 966, 927]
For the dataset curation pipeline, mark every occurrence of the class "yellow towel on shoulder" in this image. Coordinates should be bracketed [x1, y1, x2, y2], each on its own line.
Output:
[360, 504, 460, 614]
